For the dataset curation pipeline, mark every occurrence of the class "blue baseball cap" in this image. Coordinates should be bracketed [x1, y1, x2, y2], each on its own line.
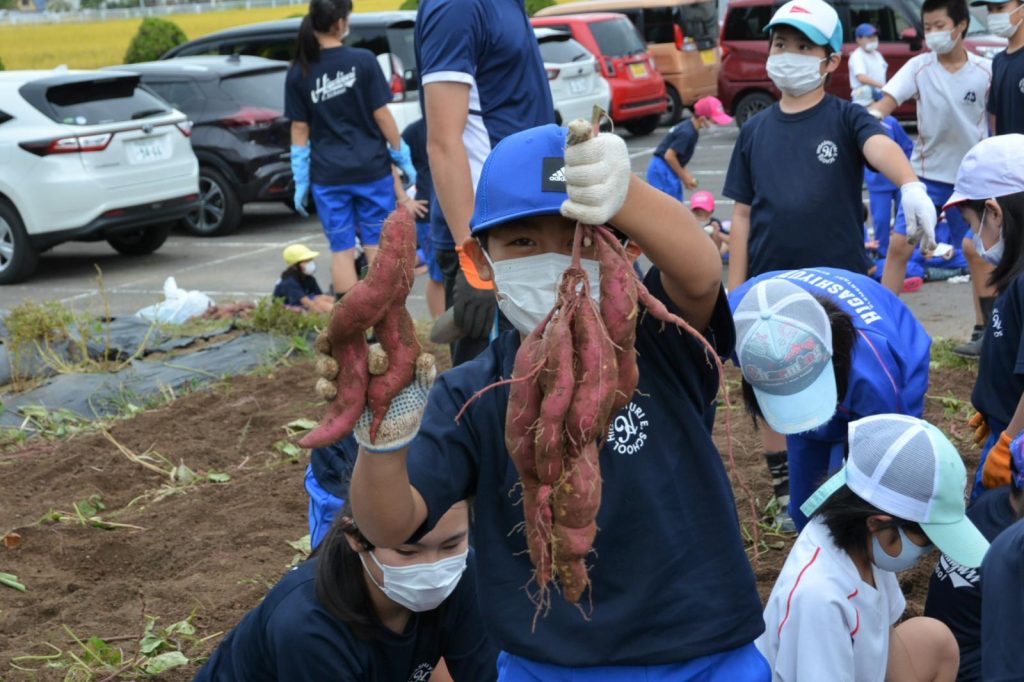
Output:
[765, 0, 844, 53]
[470, 124, 568, 235]
[855, 23, 879, 38]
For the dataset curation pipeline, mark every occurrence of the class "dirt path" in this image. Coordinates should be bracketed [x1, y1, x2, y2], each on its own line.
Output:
[0, 355, 979, 679]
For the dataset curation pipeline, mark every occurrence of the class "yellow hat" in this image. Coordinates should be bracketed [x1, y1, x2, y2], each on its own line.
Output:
[283, 244, 320, 266]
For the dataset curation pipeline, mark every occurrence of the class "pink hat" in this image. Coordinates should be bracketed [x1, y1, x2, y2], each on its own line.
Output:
[694, 96, 733, 126]
[690, 190, 715, 213]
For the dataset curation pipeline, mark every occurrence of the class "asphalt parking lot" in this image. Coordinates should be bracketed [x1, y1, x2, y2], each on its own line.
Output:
[0, 123, 976, 341]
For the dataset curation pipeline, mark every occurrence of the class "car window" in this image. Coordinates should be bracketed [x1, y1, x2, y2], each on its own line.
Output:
[145, 80, 205, 114]
[220, 70, 287, 112]
[847, 2, 900, 41]
[643, 8, 676, 43]
[538, 36, 593, 64]
[677, 1, 719, 50]
[723, 5, 773, 40]
[40, 78, 170, 125]
[589, 17, 647, 57]
[220, 37, 296, 61]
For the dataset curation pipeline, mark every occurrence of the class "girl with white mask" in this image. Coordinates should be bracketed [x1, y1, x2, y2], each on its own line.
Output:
[272, 243, 335, 314]
[195, 500, 496, 681]
[757, 414, 989, 682]
[943, 135, 1024, 502]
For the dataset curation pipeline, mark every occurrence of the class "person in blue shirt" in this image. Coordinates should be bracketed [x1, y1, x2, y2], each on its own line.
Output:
[195, 500, 496, 681]
[271, 244, 334, 313]
[416, 0, 555, 366]
[305, 435, 357, 549]
[645, 96, 734, 202]
[873, 217, 970, 283]
[866, 115, 914, 258]
[977, 0, 1024, 136]
[730, 268, 931, 530]
[403, 118, 445, 319]
[323, 125, 768, 679]
[286, 0, 420, 299]
[724, 0, 936, 293]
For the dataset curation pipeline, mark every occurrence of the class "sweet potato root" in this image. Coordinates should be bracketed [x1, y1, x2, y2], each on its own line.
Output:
[366, 303, 420, 442]
[300, 334, 370, 448]
[565, 297, 618, 448]
[552, 447, 602, 530]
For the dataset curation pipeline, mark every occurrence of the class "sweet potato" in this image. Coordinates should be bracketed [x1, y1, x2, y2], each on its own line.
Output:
[565, 297, 618, 448]
[533, 312, 575, 482]
[300, 334, 370, 448]
[595, 228, 639, 413]
[366, 303, 420, 443]
[552, 446, 601, 529]
[555, 557, 589, 604]
[523, 483, 554, 585]
[505, 322, 548, 485]
[552, 521, 597, 560]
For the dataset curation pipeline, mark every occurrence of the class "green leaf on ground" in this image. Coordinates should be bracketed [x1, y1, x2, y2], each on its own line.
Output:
[273, 440, 302, 458]
[0, 571, 26, 592]
[206, 472, 231, 483]
[143, 650, 189, 674]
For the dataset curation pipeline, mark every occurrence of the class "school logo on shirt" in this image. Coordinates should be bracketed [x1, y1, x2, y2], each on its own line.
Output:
[964, 90, 978, 103]
[408, 663, 434, 682]
[310, 67, 358, 104]
[992, 307, 1004, 338]
[816, 140, 838, 165]
[934, 554, 980, 589]
[606, 401, 649, 455]
[1018, 77, 1024, 94]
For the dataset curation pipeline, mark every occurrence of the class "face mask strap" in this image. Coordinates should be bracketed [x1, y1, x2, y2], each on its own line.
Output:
[359, 550, 388, 592]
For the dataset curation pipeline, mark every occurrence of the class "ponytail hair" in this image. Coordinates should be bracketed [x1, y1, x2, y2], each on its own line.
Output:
[313, 504, 383, 641]
[293, 0, 354, 76]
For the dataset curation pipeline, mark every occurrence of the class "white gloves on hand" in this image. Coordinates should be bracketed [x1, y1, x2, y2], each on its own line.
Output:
[354, 351, 437, 454]
[900, 181, 938, 252]
[561, 132, 632, 226]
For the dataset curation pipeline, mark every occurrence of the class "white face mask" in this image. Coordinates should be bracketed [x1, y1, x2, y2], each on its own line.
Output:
[872, 527, 933, 573]
[988, 6, 1024, 38]
[487, 252, 601, 335]
[301, 260, 317, 276]
[972, 206, 1005, 265]
[925, 29, 959, 54]
[361, 549, 468, 613]
[864, 40, 880, 52]
[766, 52, 827, 98]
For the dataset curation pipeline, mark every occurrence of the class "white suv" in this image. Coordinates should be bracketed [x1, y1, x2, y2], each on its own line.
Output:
[0, 70, 199, 284]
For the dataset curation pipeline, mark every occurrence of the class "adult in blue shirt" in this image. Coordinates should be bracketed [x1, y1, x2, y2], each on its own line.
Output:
[195, 501, 496, 681]
[416, 0, 555, 366]
[329, 126, 768, 679]
[730, 268, 931, 530]
[286, 0, 419, 298]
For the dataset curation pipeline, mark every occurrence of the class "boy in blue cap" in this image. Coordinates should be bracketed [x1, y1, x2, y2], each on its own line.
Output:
[849, 23, 888, 106]
[325, 124, 769, 679]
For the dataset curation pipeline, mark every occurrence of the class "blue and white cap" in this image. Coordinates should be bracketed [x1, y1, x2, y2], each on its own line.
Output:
[734, 279, 837, 435]
[471, 124, 568, 234]
[765, 0, 844, 53]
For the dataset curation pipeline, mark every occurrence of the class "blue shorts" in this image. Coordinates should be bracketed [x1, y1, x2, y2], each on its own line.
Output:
[892, 178, 968, 246]
[312, 174, 395, 253]
[417, 221, 443, 284]
[496, 643, 769, 681]
[646, 156, 683, 202]
[304, 465, 345, 549]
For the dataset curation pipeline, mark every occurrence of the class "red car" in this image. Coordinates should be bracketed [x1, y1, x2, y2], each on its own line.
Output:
[532, 13, 668, 136]
[718, 0, 1007, 126]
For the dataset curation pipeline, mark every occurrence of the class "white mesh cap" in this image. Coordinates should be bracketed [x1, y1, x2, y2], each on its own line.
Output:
[734, 279, 837, 434]
[801, 414, 990, 568]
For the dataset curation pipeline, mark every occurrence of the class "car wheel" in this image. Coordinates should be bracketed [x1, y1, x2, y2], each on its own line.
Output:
[734, 91, 776, 128]
[659, 85, 684, 127]
[181, 167, 241, 237]
[623, 115, 660, 137]
[107, 222, 173, 256]
[0, 201, 39, 285]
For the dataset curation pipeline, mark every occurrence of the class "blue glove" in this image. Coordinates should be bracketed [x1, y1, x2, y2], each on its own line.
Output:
[872, 87, 884, 102]
[290, 144, 311, 217]
[389, 140, 416, 185]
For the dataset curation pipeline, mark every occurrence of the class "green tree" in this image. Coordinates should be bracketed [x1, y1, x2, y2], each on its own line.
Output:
[0, 0, 16, 11]
[526, 0, 555, 15]
[124, 18, 188, 64]
[0, 55, 5, 72]
[399, 0, 417, 8]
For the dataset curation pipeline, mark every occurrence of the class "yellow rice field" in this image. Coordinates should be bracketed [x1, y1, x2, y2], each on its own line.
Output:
[0, 0, 407, 70]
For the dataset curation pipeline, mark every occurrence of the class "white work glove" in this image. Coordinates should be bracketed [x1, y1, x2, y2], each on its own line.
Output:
[900, 181, 938, 252]
[354, 351, 436, 454]
[561, 132, 632, 226]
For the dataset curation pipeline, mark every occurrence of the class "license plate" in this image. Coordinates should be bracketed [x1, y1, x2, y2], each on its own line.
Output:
[568, 77, 588, 95]
[629, 62, 649, 79]
[128, 136, 169, 164]
[700, 49, 717, 66]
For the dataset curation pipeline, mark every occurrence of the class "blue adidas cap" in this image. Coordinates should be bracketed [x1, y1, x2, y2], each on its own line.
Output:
[470, 124, 568, 235]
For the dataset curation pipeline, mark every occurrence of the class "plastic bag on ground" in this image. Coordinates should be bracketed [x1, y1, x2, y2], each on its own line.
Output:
[135, 277, 213, 325]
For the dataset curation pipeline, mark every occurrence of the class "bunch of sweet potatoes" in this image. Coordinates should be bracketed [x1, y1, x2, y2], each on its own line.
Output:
[300, 207, 420, 449]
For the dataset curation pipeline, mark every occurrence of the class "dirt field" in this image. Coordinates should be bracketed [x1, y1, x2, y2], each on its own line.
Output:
[0, 349, 979, 679]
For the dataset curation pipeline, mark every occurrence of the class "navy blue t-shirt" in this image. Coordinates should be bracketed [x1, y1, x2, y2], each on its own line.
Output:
[654, 118, 699, 166]
[982, 516, 1024, 681]
[285, 46, 393, 186]
[925, 486, 1016, 682]
[988, 48, 1024, 135]
[416, 0, 555, 250]
[724, 95, 885, 278]
[272, 272, 322, 307]
[402, 118, 432, 223]
[404, 269, 764, 667]
[973, 275, 1024, 432]
[194, 554, 496, 681]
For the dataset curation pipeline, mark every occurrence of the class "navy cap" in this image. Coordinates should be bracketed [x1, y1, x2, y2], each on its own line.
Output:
[855, 23, 878, 38]
[470, 124, 568, 234]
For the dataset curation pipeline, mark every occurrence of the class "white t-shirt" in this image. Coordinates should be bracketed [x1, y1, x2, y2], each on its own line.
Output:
[849, 47, 888, 91]
[756, 518, 906, 682]
[882, 50, 992, 184]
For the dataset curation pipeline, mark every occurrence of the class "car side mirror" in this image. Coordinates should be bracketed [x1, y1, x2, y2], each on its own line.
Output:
[900, 27, 923, 51]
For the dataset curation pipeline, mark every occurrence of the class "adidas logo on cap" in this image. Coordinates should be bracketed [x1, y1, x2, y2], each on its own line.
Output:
[541, 157, 567, 192]
[549, 167, 566, 182]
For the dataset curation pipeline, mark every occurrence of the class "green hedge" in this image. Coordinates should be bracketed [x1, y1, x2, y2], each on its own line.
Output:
[124, 18, 188, 64]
